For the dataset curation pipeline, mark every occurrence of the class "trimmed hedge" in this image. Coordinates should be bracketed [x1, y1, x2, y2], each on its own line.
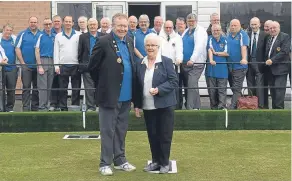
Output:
[0, 110, 290, 132]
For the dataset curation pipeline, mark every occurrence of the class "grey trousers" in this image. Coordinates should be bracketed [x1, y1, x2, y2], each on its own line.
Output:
[21, 66, 39, 111]
[82, 72, 96, 110]
[37, 58, 54, 110]
[0, 68, 18, 112]
[208, 77, 227, 109]
[182, 64, 204, 109]
[99, 101, 131, 167]
[230, 68, 247, 109]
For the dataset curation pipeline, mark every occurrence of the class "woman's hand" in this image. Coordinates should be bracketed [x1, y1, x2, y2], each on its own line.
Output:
[134, 108, 142, 118]
[149, 88, 159, 96]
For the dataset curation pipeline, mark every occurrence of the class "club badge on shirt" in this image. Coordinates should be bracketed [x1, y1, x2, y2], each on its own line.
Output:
[116, 51, 122, 64]
[117, 57, 122, 63]
[276, 47, 281, 52]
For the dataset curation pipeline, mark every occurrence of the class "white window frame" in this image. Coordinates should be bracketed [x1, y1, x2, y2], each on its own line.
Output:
[52, 1, 92, 17]
[92, 1, 127, 19]
[160, 1, 197, 21]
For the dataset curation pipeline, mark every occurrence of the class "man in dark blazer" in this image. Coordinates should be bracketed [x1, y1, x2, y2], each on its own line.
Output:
[265, 21, 290, 109]
[247, 17, 269, 108]
[78, 18, 104, 111]
[88, 13, 136, 176]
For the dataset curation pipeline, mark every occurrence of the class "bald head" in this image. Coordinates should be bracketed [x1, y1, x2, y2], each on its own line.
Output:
[264, 20, 273, 34]
[128, 15, 137, 31]
[230, 19, 241, 34]
[270, 21, 280, 36]
[154, 16, 163, 33]
[163, 20, 174, 35]
[250, 17, 261, 33]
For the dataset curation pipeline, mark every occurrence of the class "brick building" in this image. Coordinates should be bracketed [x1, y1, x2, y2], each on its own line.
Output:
[0, 1, 50, 34]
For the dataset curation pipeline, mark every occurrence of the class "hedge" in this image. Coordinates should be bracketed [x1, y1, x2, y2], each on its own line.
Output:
[0, 110, 290, 132]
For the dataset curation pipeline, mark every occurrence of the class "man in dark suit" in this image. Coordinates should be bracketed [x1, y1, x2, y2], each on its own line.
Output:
[265, 21, 290, 109]
[88, 13, 136, 176]
[78, 18, 104, 111]
[247, 17, 269, 108]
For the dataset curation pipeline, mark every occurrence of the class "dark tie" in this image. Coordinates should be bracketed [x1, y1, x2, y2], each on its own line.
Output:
[167, 35, 170, 42]
[251, 32, 257, 58]
[81, 32, 84, 34]
[267, 36, 274, 54]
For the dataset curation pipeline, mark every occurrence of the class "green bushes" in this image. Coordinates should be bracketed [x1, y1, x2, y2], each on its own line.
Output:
[0, 110, 290, 132]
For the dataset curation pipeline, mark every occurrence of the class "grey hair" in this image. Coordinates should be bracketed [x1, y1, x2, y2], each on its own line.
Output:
[186, 13, 197, 21]
[210, 13, 219, 18]
[88, 18, 98, 25]
[2, 23, 14, 30]
[102, 17, 112, 24]
[144, 33, 161, 47]
[78, 16, 88, 22]
[111, 13, 127, 26]
[139, 14, 150, 22]
[211, 24, 222, 30]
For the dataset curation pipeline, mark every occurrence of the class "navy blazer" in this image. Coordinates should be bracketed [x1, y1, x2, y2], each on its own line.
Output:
[134, 55, 178, 109]
[265, 32, 291, 75]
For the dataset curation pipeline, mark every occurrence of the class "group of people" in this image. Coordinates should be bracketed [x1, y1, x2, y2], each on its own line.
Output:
[0, 12, 290, 112]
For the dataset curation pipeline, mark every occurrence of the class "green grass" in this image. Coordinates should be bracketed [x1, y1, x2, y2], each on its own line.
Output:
[0, 131, 290, 181]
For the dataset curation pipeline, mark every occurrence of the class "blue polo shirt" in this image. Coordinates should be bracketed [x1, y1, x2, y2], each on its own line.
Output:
[1, 37, 16, 71]
[35, 30, 55, 58]
[227, 29, 249, 70]
[16, 28, 42, 68]
[182, 28, 196, 63]
[51, 28, 62, 34]
[206, 35, 228, 78]
[134, 28, 153, 57]
[89, 33, 98, 56]
[113, 33, 132, 102]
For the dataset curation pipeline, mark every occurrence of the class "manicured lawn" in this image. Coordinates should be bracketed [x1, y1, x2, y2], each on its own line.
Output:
[0, 131, 290, 181]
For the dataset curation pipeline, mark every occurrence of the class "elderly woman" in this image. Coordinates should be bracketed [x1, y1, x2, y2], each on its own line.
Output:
[134, 33, 178, 174]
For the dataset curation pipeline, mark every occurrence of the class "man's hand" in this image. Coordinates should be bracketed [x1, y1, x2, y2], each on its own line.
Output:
[240, 59, 248, 65]
[210, 60, 216, 66]
[38, 66, 45, 75]
[187, 60, 194, 66]
[266, 59, 273, 65]
[0, 58, 8, 65]
[175, 59, 182, 65]
[55, 66, 60, 74]
[134, 108, 141, 118]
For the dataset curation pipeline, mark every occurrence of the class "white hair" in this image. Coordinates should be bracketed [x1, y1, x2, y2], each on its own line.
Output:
[88, 18, 98, 24]
[78, 16, 88, 22]
[101, 17, 111, 24]
[139, 14, 150, 22]
[144, 33, 161, 47]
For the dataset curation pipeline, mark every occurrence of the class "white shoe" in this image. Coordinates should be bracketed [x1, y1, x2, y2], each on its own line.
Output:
[114, 162, 136, 172]
[99, 166, 113, 176]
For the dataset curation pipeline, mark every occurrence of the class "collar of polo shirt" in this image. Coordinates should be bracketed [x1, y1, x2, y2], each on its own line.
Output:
[113, 32, 126, 43]
[62, 29, 76, 39]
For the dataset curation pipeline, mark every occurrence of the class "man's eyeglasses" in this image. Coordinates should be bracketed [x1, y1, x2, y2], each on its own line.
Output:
[44, 23, 52, 26]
